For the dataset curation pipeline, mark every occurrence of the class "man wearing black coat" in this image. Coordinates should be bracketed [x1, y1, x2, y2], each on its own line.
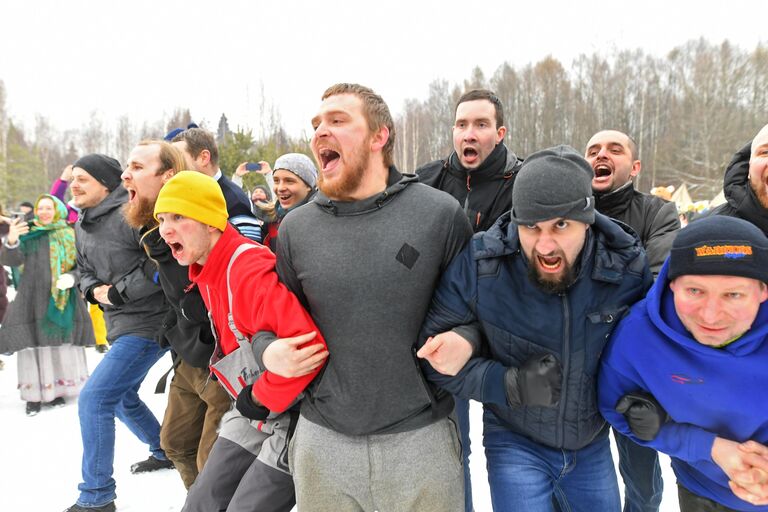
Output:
[416, 89, 522, 512]
[121, 140, 231, 490]
[703, 123, 768, 235]
[584, 129, 680, 512]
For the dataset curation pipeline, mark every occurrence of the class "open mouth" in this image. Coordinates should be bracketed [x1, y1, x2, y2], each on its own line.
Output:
[278, 193, 293, 205]
[319, 148, 340, 172]
[462, 147, 479, 164]
[593, 163, 612, 179]
[537, 254, 563, 273]
[127, 189, 137, 201]
[167, 241, 184, 259]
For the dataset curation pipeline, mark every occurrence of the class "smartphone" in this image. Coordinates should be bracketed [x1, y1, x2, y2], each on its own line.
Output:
[245, 162, 262, 172]
[10, 211, 25, 221]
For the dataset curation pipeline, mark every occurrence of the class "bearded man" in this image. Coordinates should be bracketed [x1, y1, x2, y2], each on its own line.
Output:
[418, 145, 651, 511]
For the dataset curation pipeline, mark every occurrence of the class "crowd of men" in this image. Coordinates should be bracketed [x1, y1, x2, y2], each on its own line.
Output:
[11, 83, 766, 512]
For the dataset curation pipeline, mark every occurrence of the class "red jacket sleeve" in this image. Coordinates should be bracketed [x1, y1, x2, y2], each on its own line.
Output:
[231, 247, 326, 413]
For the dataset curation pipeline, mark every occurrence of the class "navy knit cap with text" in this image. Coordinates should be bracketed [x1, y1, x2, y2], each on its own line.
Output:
[510, 145, 595, 226]
[668, 216, 768, 284]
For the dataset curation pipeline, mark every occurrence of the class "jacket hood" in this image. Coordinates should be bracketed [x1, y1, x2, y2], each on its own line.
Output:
[313, 166, 417, 216]
[720, 141, 768, 231]
[79, 186, 127, 225]
[645, 258, 768, 357]
[473, 210, 645, 285]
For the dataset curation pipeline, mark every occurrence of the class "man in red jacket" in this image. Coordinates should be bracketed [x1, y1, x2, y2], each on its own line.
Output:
[155, 170, 328, 512]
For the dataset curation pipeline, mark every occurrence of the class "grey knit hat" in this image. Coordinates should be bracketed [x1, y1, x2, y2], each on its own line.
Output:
[274, 153, 317, 188]
[511, 145, 595, 225]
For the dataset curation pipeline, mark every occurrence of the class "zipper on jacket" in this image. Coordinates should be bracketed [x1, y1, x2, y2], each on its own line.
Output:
[463, 175, 482, 228]
[557, 292, 570, 448]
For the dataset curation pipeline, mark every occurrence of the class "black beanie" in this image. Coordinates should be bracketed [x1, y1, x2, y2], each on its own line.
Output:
[669, 216, 768, 283]
[73, 154, 123, 192]
[511, 145, 595, 225]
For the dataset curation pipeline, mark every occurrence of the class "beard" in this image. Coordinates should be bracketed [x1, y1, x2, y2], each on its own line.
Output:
[122, 195, 157, 228]
[754, 181, 768, 209]
[317, 142, 370, 201]
[526, 253, 578, 294]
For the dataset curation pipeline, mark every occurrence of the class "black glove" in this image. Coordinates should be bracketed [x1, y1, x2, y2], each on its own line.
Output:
[236, 384, 270, 421]
[615, 391, 668, 441]
[505, 353, 562, 407]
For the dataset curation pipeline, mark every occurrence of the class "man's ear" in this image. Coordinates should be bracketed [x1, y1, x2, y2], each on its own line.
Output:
[161, 169, 176, 184]
[199, 149, 212, 167]
[630, 160, 642, 178]
[370, 125, 389, 154]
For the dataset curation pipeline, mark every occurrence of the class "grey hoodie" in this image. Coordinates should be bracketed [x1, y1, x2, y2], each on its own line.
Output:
[276, 167, 473, 436]
[75, 186, 168, 342]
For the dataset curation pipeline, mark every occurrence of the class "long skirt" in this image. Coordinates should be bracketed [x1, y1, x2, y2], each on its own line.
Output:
[17, 345, 89, 402]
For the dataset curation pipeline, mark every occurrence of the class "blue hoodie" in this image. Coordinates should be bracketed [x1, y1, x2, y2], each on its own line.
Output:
[599, 259, 768, 511]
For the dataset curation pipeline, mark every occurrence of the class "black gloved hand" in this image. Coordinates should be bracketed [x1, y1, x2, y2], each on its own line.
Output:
[505, 353, 562, 407]
[615, 391, 668, 441]
[236, 384, 270, 421]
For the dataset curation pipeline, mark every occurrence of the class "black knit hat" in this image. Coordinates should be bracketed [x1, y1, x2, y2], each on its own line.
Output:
[669, 216, 768, 283]
[73, 154, 123, 192]
[511, 145, 595, 225]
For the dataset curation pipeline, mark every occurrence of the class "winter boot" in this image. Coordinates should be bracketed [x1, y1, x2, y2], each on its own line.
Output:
[95, 344, 109, 354]
[130, 455, 175, 473]
[62, 501, 116, 511]
[47, 397, 66, 407]
[26, 401, 41, 416]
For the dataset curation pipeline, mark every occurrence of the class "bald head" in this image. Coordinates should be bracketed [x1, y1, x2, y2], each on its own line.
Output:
[750, 123, 768, 209]
[751, 123, 768, 160]
[584, 130, 641, 194]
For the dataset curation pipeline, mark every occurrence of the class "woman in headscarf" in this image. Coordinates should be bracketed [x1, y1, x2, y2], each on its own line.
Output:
[0, 194, 95, 415]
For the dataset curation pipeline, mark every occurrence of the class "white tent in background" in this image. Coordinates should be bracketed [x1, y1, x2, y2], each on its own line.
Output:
[710, 189, 726, 208]
[671, 183, 693, 212]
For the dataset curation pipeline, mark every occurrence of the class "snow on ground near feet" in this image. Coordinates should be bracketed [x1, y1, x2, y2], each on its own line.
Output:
[0, 348, 681, 511]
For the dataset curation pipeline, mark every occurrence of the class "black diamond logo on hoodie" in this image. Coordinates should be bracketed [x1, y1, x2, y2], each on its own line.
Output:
[396, 243, 420, 270]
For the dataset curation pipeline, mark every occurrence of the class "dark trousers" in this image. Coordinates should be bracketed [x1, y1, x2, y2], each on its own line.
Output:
[160, 361, 231, 489]
[678, 484, 739, 512]
[614, 428, 663, 512]
[182, 436, 295, 512]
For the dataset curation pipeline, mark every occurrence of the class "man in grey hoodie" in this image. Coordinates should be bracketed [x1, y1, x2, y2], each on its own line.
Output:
[63, 154, 172, 512]
[261, 84, 473, 511]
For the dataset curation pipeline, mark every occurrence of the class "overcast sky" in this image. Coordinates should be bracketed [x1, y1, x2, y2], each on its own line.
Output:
[1, 1, 765, 140]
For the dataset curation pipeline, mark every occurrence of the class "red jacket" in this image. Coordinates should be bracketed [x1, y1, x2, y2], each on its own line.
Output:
[189, 224, 326, 413]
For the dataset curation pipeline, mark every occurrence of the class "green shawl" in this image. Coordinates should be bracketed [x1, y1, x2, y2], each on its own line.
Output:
[19, 194, 77, 338]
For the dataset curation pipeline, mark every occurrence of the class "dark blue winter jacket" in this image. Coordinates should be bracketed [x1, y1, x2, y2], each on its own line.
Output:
[420, 211, 651, 450]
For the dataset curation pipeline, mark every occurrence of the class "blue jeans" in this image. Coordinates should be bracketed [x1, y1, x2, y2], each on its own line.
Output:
[483, 411, 620, 512]
[455, 397, 474, 512]
[614, 428, 663, 512]
[76, 335, 168, 507]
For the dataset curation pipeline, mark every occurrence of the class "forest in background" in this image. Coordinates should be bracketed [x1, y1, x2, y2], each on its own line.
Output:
[0, 37, 765, 208]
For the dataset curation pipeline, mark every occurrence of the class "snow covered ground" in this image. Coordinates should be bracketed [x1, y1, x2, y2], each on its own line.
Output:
[0, 348, 682, 511]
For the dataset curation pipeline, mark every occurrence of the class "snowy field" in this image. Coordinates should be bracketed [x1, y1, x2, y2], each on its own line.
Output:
[0, 347, 682, 511]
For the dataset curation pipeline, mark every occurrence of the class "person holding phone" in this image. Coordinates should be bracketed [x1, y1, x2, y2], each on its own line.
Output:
[240, 154, 317, 252]
[0, 195, 95, 416]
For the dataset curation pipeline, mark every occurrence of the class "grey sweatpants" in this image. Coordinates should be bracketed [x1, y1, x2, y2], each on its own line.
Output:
[289, 415, 464, 512]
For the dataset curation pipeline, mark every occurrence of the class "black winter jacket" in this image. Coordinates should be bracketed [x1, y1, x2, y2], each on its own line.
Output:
[416, 143, 522, 233]
[702, 142, 768, 235]
[141, 226, 214, 368]
[595, 182, 679, 277]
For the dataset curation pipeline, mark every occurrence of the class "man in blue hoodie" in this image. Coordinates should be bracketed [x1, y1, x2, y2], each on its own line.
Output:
[599, 215, 768, 511]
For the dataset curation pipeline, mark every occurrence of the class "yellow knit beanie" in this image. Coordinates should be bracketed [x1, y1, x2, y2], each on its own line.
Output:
[154, 171, 228, 231]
